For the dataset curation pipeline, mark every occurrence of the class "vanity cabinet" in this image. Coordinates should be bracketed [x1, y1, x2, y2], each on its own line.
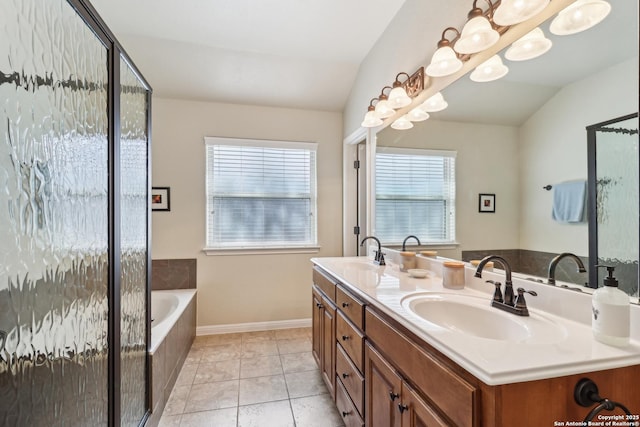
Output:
[312, 268, 337, 397]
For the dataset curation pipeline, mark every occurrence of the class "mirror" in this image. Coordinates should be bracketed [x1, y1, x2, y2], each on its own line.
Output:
[373, 1, 639, 298]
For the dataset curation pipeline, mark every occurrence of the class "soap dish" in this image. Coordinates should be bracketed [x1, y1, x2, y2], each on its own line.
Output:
[407, 269, 428, 278]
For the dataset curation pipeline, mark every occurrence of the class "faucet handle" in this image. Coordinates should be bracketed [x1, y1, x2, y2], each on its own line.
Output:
[515, 288, 537, 311]
[486, 280, 503, 303]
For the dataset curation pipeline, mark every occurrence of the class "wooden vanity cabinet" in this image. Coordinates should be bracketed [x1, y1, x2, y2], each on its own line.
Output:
[312, 267, 337, 398]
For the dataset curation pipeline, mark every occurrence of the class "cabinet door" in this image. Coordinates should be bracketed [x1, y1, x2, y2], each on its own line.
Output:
[365, 343, 402, 427]
[400, 382, 448, 427]
[312, 288, 323, 368]
[321, 295, 336, 398]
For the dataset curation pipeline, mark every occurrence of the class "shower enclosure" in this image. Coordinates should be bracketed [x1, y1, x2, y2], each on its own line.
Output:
[0, 0, 151, 425]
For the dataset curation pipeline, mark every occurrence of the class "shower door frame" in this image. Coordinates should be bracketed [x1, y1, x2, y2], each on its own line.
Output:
[66, 1, 153, 425]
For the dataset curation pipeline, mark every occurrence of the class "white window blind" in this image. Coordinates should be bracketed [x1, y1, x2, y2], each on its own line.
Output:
[205, 137, 318, 249]
[375, 147, 456, 245]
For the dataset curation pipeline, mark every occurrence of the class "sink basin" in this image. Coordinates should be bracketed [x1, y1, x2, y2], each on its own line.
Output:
[401, 293, 567, 344]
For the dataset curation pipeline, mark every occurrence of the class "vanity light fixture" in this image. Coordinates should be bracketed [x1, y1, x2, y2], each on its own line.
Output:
[420, 92, 448, 113]
[470, 54, 509, 82]
[493, 0, 550, 26]
[361, 99, 384, 128]
[426, 28, 464, 78]
[407, 107, 430, 122]
[388, 72, 416, 109]
[391, 115, 414, 130]
[374, 87, 395, 119]
[504, 27, 552, 61]
[549, 0, 611, 35]
[454, 0, 500, 55]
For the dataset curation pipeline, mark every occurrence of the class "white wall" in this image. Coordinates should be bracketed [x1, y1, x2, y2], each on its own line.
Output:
[518, 58, 639, 256]
[151, 98, 343, 327]
[376, 119, 520, 259]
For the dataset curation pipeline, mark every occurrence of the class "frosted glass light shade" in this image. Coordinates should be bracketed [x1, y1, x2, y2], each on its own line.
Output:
[361, 111, 383, 128]
[505, 28, 552, 61]
[374, 99, 395, 119]
[493, 0, 550, 26]
[426, 46, 463, 77]
[470, 55, 509, 82]
[388, 86, 412, 109]
[407, 108, 430, 122]
[455, 16, 500, 54]
[391, 115, 414, 130]
[420, 92, 448, 113]
[550, 0, 611, 35]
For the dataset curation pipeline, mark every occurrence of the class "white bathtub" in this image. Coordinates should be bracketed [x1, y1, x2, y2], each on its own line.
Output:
[150, 289, 197, 354]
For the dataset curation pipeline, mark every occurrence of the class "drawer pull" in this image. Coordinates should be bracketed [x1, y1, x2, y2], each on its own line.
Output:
[341, 335, 350, 341]
[398, 404, 408, 413]
[342, 410, 352, 418]
[389, 391, 400, 401]
[342, 372, 349, 379]
[316, 303, 323, 309]
[342, 302, 350, 308]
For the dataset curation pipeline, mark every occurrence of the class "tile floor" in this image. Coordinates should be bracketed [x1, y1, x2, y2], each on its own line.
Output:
[158, 327, 345, 427]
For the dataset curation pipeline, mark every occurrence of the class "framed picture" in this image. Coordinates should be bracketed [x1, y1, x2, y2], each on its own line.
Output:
[478, 193, 495, 213]
[151, 187, 171, 211]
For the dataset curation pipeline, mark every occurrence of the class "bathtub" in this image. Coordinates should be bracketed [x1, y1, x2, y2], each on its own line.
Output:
[148, 289, 197, 424]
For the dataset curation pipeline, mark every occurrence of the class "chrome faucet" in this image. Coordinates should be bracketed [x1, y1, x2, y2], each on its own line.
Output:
[401, 235, 421, 251]
[474, 255, 537, 316]
[547, 252, 587, 285]
[360, 236, 385, 266]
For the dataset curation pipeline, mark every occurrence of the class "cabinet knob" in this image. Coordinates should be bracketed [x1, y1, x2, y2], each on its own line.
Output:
[389, 391, 400, 401]
[316, 303, 323, 309]
[342, 373, 349, 379]
[342, 302, 350, 308]
[341, 411, 351, 418]
[398, 404, 408, 413]
[341, 335, 350, 341]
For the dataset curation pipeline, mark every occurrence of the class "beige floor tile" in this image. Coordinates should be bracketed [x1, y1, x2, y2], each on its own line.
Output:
[200, 343, 243, 363]
[157, 414, 181, 427]
[285, 370, 328, 398]
[277, 337, 312, 354]
[192, 333, 243, 348]
[241, 330, 277, 343]
[179, 407, 237, 427]
[280, 352, 318, 374]
[174, 363, 198, 387]
[238, 400, 295, 427]
[194, 359, 240, 384]
[290, 393, 344, 427]
[163, 385, 190, 416]
[183, 380, 239, 413]
[239, 375, 289, 406]
[183, 346, 205, 365]
[275, 327, 311, 340]
[240, 355, 283, 378]
[241, 340, 279, 358]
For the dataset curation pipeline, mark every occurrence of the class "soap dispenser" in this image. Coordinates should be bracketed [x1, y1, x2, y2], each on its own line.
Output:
[592, 266, 630, 347]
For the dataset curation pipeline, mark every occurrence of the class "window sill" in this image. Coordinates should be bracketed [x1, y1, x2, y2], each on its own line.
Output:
[382, 242, 460, 250]
[203, 246, 321, 256]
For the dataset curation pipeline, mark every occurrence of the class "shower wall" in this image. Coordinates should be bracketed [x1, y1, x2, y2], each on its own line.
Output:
[0, 0, 151, 425]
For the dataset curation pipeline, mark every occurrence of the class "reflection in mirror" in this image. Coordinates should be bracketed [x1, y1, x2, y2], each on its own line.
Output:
[372, 1, 638, 299]
[588, 114, 639, 298]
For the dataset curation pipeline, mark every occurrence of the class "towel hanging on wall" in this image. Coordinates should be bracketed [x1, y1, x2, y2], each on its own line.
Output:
[552, 180, 587, 223]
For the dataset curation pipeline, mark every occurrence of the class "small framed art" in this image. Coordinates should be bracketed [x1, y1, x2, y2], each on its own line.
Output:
[478, 193, 495, 213]
[151, 187, 171, 211]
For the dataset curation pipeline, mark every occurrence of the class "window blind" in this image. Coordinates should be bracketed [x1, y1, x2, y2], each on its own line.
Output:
[205, 137, 317, 249]
[375, 147, 456, 244]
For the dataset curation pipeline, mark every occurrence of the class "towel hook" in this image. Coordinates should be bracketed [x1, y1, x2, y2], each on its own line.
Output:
[543, 185, 552, 191]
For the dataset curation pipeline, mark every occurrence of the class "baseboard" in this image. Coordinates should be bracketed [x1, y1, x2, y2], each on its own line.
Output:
[196, 318, 312, 336]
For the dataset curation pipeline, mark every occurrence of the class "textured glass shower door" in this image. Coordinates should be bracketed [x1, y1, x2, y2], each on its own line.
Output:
[0, 0, 110, 425]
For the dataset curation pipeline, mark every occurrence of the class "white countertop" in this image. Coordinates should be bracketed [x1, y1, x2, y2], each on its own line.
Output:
[311, 256, 640, 386]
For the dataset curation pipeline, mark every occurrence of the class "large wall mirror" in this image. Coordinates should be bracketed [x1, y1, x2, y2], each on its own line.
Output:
[371, 1, 639, 299]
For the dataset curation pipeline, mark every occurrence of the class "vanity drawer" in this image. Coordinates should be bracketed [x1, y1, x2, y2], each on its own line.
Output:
[336, 343, 364, 417]
[336, 311, 364, 371]
[336, 285, 364, 330]
[313, 266, 336, 303]
[335, 377, 364, 427]
[365, 308, 476, 427]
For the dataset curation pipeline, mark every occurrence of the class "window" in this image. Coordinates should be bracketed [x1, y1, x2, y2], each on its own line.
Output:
[205, 137, 318, 251]
[375, 147, 456, 245]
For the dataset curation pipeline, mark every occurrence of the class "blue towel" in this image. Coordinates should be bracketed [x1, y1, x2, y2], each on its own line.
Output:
[552, 180, 587, 223]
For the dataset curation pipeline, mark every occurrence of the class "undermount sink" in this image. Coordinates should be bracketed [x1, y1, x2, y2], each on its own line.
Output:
[401, 293, 567, 344]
